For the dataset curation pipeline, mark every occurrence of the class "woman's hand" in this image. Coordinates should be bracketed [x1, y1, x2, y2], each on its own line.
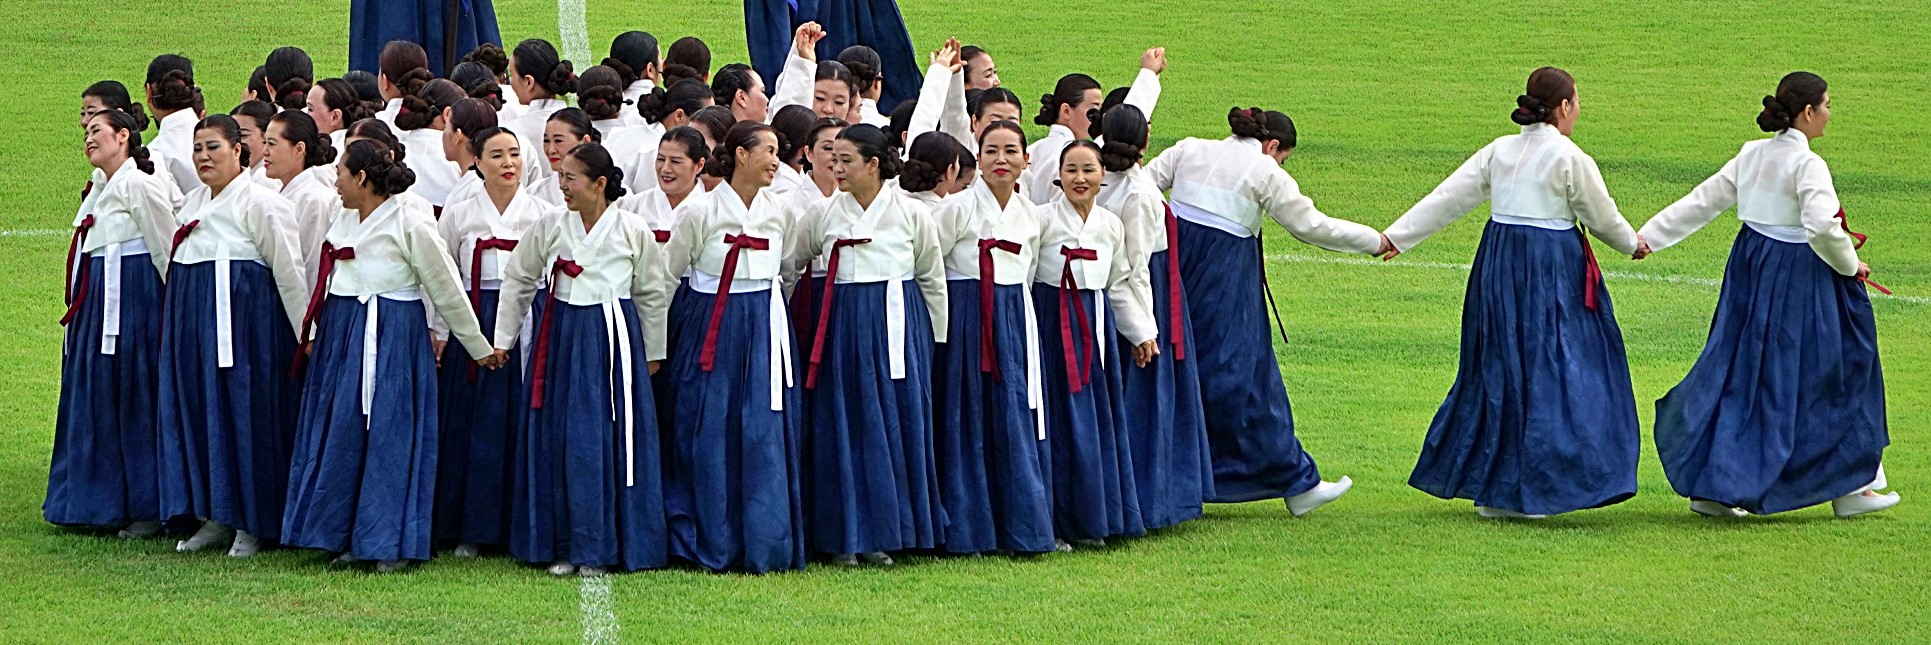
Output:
[480, 348, 510, 370]
[1857, 262, 1872, 280]
[647, 360, 662, 376]
[793, 22, 825, 61]
[931, 38, 963, 73]
[1140, 47, 1167, 74]
[1631, 235, 1653, 260]
[1377, 234, 1401, 261]
[1132, 340, 1160, 368]
[431, 338, 447, 367]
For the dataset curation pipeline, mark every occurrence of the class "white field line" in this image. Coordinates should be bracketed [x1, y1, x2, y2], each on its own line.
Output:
[1265, 253, 1931, 306]
[557, 0, 592, 68]
[1, 229, 69, 237]
[579, 575, 619, 644]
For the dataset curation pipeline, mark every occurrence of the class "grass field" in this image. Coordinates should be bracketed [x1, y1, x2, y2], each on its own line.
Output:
[3, 0, 1928, 641]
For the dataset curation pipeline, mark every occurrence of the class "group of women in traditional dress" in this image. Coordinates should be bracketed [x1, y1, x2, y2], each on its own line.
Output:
[46, 23, 1899, 576]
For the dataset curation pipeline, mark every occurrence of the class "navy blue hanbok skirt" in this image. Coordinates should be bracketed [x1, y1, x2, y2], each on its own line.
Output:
[1121, 250, 1214, 529]
[933, 280, 1054, 554]
[433, 288, 521, 547]
[46, 253, 165, 527]
[1033, 284, 1144, 541]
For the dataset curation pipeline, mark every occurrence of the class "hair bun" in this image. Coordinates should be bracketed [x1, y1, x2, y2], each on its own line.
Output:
[1511, 94, 1550, 126]
[602, 166, 628, 201]
[276, 78, 311, 111]
[1098, 139, 1143, 173]
[661, 63, 700, 85]
[381, 162, 417, 195]
[600, 56, 635, 83]
[1756, 94, 1794, 132]
[157, 70, 197, 108]
[124, 102, 151, 131]
[898, 157, 944, 192]
[546, 61, 578, 94]
[1227, 106, 1266, 140]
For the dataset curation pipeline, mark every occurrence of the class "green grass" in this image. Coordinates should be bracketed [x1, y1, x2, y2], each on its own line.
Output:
[3, 0, 1929, 642]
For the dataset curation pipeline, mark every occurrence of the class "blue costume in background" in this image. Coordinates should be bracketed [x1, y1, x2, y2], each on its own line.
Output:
[349, 0, 502, 76]
[745, 0, 921, 108]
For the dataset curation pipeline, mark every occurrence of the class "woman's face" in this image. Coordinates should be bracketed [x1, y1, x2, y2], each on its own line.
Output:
[941, 164, 977, 196]
[543, 119, 589, 171]
[557, 154, 606, 210]
[237, 119, 266, 168]
[736, 72, 770, 122]
[828, 139, 880, 194]
[965, 53, 999, 90]
[82, 114, 126, 170]
[805, 128, 843, 181]
[1554, 88, 1584, 136]
[1061, 89, 1103, 140]
[812, 80, 852, 120]
[191, 127, 244, 188]
[80, 95, 111, 129]
[732, 130, 781, 188]
[971, 100, 1023, 139]
[306, 85, 337, 132]
[1057, 146, 1102, 207]
[335, 159, 376, 210]
[1803, 91, 1832, 138]
[654, 139, 703, 195]
[478, 132, 522, 190]
[260, 120, 306, 183]
[976, 128, 1027, 191]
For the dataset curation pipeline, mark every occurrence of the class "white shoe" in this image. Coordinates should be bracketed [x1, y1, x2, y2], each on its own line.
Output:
[117, 521, 163, 539]
[1690, 500, 1746, 518]
[330, 553, 362, 567]
[1833, 491, 1901, 518]
[860, 552, 895, 566]
[547, 562, 577, 576]
[176, 521, 234, 552]
[376, 560, 408, 573]
[227, 531, 262, 558]
[1868, 464, 1888, 492]
[577, 566, 607, 578]
[1475, 506, 1546, 520]
[829, 553, 860, 567]
[452, 543, 481, 558]
[1053, 540, 1073, 553]
[1285, 476, 1353, 517]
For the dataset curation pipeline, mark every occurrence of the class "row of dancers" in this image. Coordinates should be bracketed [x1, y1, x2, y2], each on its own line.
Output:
[49, 29, 1897, 575]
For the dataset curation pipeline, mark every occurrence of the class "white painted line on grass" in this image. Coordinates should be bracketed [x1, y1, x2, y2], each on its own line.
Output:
[579, 576, 619, 644]
[557, 0, 592, 68]
[1266, 253, 1931, 306]
[1, 229, 69, 237]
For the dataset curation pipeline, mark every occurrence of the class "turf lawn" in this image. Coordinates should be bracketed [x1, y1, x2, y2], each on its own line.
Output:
[1, 0, 1927, 642]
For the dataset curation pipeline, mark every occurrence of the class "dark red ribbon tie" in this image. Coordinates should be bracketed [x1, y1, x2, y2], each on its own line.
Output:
[1578, 230, 1603, 312]
[805, 238, 870, 388]
[1161, 203, 1187, 360]
[699, 233, 770, 372]
[468, 237, 520, 381]
[977, 238, 1022, 379]
[529, 258, 585, 408]
[291, 243, 357, 376]
[1057, 246, 1099, 393]
[1837, 208, 1892, 295]
[60, 216, 97, 325]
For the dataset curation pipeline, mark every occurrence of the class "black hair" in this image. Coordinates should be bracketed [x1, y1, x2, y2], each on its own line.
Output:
[466, 125, 519, 169]
[815, 60, 858, 98]
[976, 120, 1028, 148]
[315, 78, 373, 126]
[836, 45, 882, 94]
[379, 40, 433, 100]
[346, 118, 406, 163]
[901, 131, 967, 192]
[342, 70, 385, 115]
[248, 66, 270, 101]
[447, 98, 498, 143]
[265, 46, 314, 111]
[83, 80, 149, 131]
[969, 86, 1022, 121]
[800, 117, 847, 172]
[605, 31, 659, 87]
[146, 54, 198, 111]
[546, 107, 601, 143]
[690, 105, 736, 144]
[1511, 66, 1576, 126]
[639, 77, 711, 125]
[885, 98, 917, 144]
[1098, 104, 1148, 172]
[268, 109, 337, 169]
[451, 62, 505, 109]
[94, 109, 156, 175]
[513, 38, 577, 97]
[1759, 71, 1827, 133]
[835, 124, 902, 180]
[961, 45, 987, 64]
[665, 37, 711, 84]
[1057, 139, 1102, 173]
[341, 138, 416, 197]
[707, 121, 777, 179]
[771, 104, 817, 163]
[563, 142, 628, 202]
[658, 125, 711, 169]
[397, 79, 463, 131]
[195, 114, 252, 167]
[710, 63, 758, 109]
[462, 43, 510, 78]
[1035, 73, 1099, 127]
[233, 100, 276, 133]
[1227, 107, 1297, 149]
[1100, 86, 1130, 118]
[576, 65, 630, 121]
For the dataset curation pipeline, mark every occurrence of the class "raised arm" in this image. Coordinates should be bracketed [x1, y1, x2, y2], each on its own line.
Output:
[1122, 48, 1165, 123]
[767, 22, 823, 120]
[1382, 144, 1494, 253]
[1795, 156, 1860, 276]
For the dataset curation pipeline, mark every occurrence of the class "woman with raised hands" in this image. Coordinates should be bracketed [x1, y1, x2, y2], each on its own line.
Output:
[904, 38, 974, 151]
[259, 110, 342, 279]
[1020, 47, 1166, 204]
[1638, 72, 1897, 518]
[374, 40, 433, 130]
[756, 22, 843, 126]
[394, 79, 465, 210]
[1384, 67, 1643, 520]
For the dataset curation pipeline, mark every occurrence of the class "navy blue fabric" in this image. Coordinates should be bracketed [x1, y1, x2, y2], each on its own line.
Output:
[746, 0, 922, 108]
[282, 296, 442, 562]
[433, 288, 521, 547]
[1407, 221, 1639, 516]
[933, 280, 1054, 554]
[156, 261, 300, 540]
[349, 0, 501, 77]
[1174, 220, 1323, 502]
[1032, 284, 1145, 542]
[1654, 226, 1887, 514]
[1120, 250, 1214, 529]
[45, 254, 165, 527]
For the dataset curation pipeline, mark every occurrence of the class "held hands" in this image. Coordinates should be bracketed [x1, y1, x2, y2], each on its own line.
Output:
[1376, 234, 1400, 261]
[478, 348, 510, 370]
[931, 37, 963, 73]
[1631, 235, 1653, 260]
[1132, 340, 1161, 368]
[793, 22, 826, 61]
[647, 360, 663, 376]
[431, 338, 447, 368]
[1140, 47, 1168, 74]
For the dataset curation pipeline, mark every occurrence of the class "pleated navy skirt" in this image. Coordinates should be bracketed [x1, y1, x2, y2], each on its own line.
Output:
[663, 286, 806, 573]
[282, 295, 442, 562]
[1121, 250, 1214, 529]
[46, 253, 165, 527]
[1407, 221, 1639, 515]
[1032, 284, 1144, 542]
[1174, 220, 1322, 502]
[1654, 226, 1887, 514]
[802, 280, 945, 555]
[509, 298, 667, 571]
[933, 280, 1054, 554]
[433, 288, 522, 547]
[156, 261, 300, 540]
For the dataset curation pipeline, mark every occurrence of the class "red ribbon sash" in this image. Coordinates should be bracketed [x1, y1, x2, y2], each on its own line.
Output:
[977, 238, 1022, 379]
[1836, 208, 1893, 295]
[805, 238, 871, 389]
[290, 243, 357, 376]
[466, 237, 519, 381]
[528, 258, 586, 408]
[60, 216, 97, 325]
[1161, 203, 1187, 361]
[1057, 246, 1099, 393]
[699, 233, 770, 371]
